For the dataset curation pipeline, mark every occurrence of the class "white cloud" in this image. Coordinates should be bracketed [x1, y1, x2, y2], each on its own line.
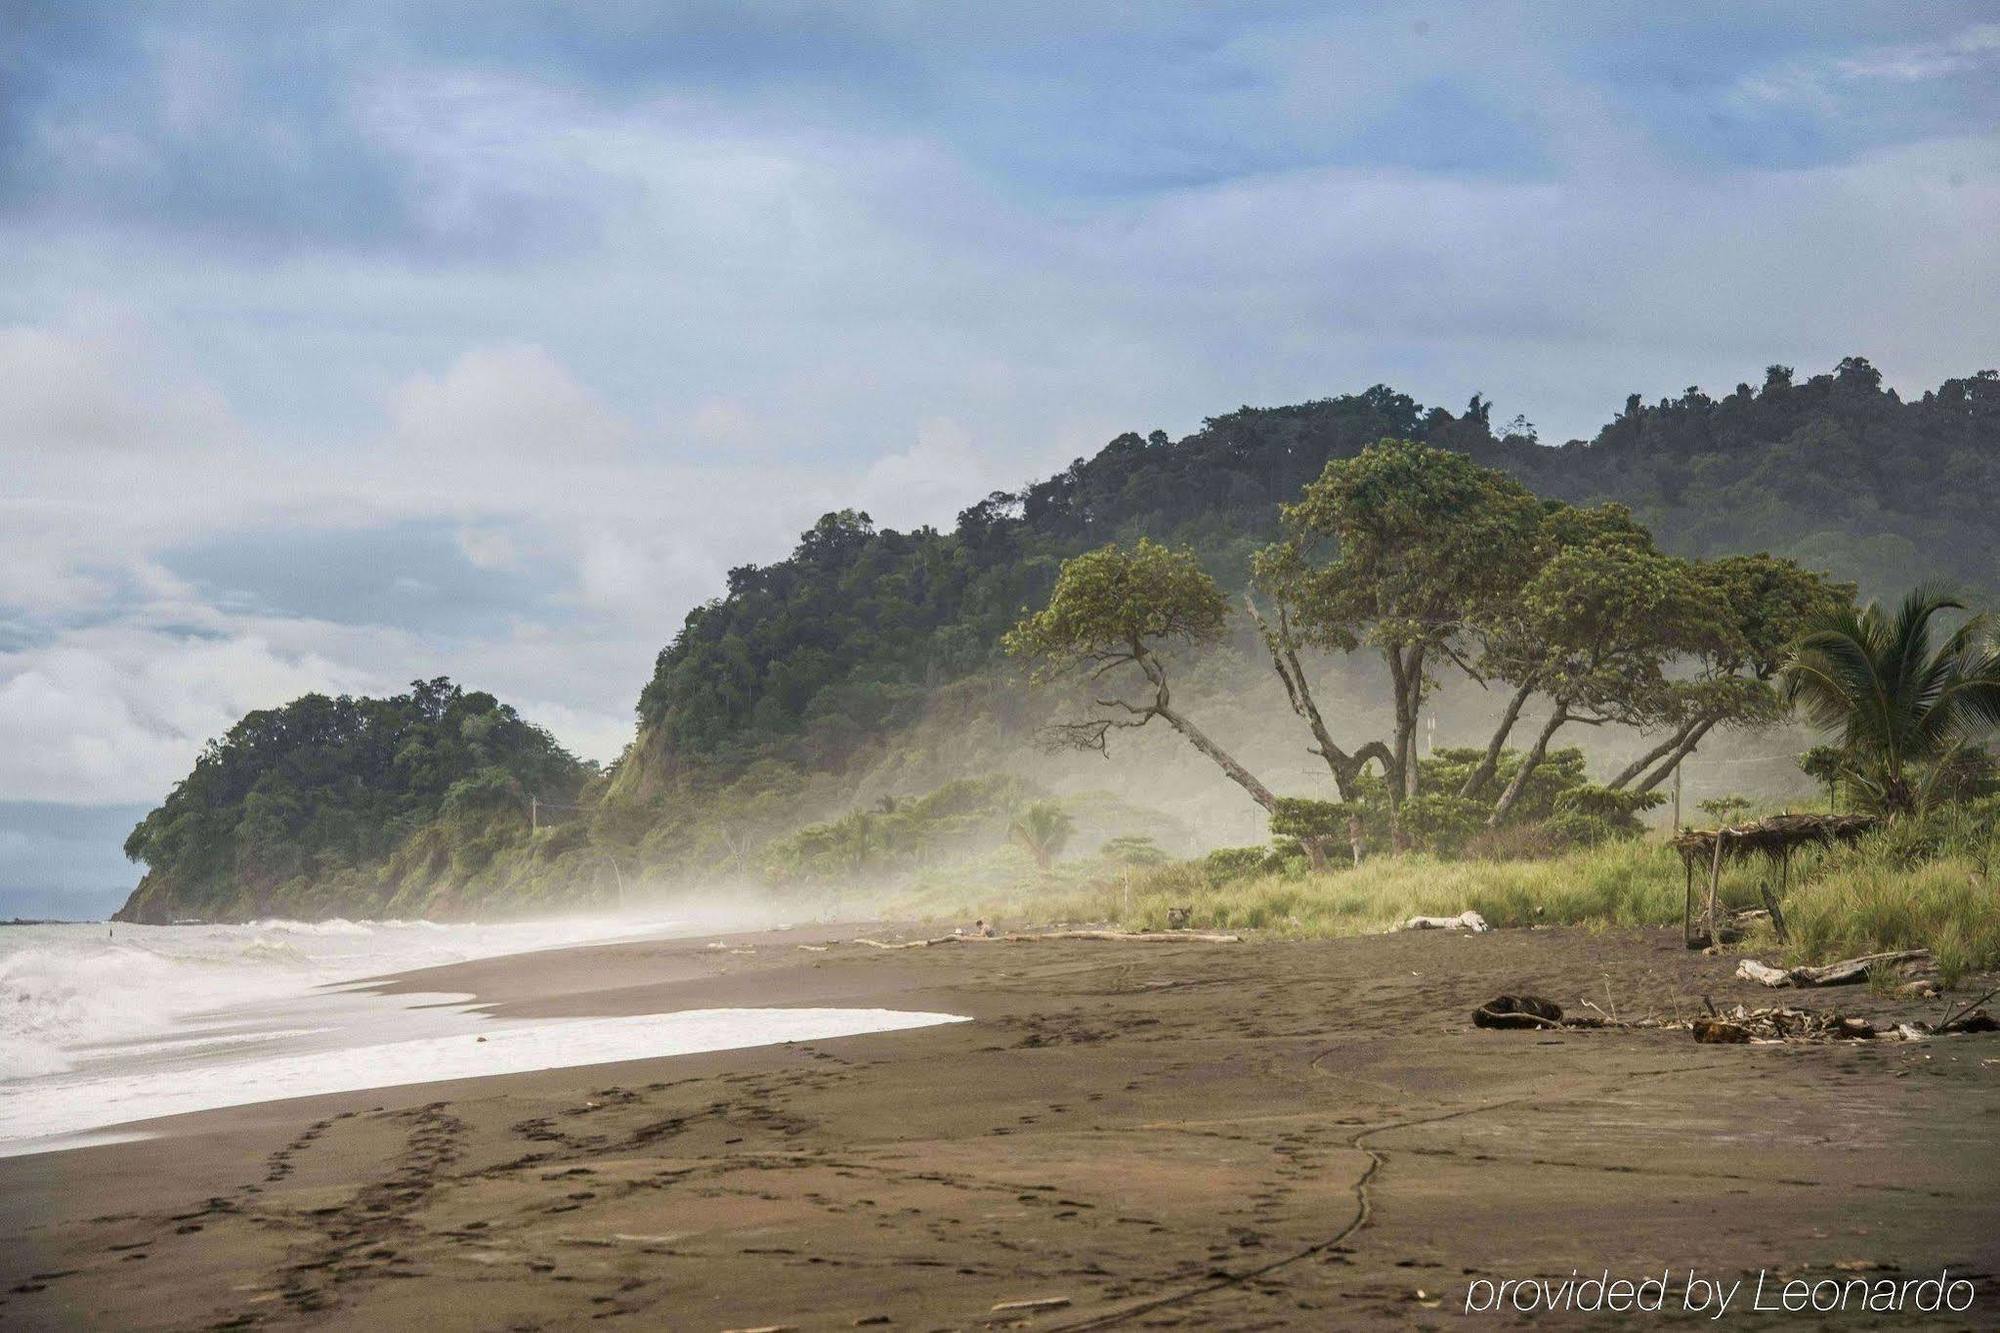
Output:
[0, 27, 1996, 818]
[0, 627, 370, 804]
[387, 343, 632, 465]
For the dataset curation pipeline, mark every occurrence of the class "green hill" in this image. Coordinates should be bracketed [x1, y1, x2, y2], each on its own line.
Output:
[116, 679, 594, 922]
[118, 359, 2000, 920]
[631, 358, 1998, 776]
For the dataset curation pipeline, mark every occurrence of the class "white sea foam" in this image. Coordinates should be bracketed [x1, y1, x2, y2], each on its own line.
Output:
[0, 917, 689, 1079]
[0, 914, 963, 1159]
[0, 1006, 967, 1155]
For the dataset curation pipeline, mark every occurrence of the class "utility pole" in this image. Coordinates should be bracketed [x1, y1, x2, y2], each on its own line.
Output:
[530, 796, 538, 833]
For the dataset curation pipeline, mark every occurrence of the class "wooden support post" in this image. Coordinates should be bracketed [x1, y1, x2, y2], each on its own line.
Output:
[1760, 879, 1790, 946]
[1683, 857, 1696, 947]
[1704, 830, 1727, 948]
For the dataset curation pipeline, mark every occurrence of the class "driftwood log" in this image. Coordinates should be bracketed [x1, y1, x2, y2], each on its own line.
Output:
[1472, 995, 1563, 1029]
[1399, 911, 1491, 934]
[1735, 949, 1931, 988]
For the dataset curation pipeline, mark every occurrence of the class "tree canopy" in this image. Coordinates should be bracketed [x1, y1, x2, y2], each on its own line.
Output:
[634, 359, 1986, 779]
[119, 678, 592, 922]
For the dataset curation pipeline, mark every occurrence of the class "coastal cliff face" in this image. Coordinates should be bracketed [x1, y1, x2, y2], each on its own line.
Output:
[119, 363, 2000, 922]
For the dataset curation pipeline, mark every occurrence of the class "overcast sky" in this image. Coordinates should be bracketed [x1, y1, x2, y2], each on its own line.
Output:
[3, 3, 1998, 915]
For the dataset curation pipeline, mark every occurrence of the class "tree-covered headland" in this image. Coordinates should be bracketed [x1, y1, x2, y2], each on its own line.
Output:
[117, 679, 593, 922]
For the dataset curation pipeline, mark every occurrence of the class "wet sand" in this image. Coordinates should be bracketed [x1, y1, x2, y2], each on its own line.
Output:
[2, 923, 1996, 1330]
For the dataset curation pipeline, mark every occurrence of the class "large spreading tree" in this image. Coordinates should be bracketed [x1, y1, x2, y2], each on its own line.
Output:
[1005, 539, 1329, 863]
[1252, 438, 1544, 813]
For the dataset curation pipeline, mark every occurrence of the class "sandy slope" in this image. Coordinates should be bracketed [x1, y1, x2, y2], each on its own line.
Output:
[2, 923, 1996, 1330]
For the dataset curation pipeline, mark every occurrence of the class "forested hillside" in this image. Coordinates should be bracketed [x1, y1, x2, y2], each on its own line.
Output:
[120, 358, 2000, 921]
[633, 358, 2000, 774]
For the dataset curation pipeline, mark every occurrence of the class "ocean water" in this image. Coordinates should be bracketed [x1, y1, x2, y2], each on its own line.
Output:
[0, 918, 966, 1156]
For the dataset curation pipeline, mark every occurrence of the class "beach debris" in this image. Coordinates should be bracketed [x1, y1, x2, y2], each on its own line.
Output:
[1692, 1005, 1888, 1042]
[1165, 905, 1193, 930]
[795, 943, 829, 952]
[1734, 949, 1932, 988]
[1400, 910, 1491, 933]
[1691, 1017, 1750, 1043]
[1469, 991, 1986, 1046]
[1472, 995, 1564, 1029]
[991, 1296, 1072, 1313]
[1936, 985, 2000, 1034]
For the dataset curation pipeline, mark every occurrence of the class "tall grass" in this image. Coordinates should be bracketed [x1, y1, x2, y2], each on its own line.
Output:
[914, 823, 2000, 985]
[950, 839, 1758, 939]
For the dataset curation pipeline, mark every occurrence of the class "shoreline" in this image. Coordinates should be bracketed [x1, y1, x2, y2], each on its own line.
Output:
[4, 921, 1997, 1329]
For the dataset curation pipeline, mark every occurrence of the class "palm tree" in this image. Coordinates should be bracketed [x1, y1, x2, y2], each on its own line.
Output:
[1780, 585, 2000, 815]
[1008, 802, 1075, 873]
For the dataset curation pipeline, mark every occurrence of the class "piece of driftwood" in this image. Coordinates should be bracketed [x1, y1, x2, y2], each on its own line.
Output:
[1735, 959, 1793, 987]
[1735, 949, 1931, 988]
[992, 1297, 1072, 1314]
[1472, 994, 1562, 1029]
[1937, 985, 2000, 1033]
[1400, 910, 1491, 934]
[1692, 1017, 1750, 1043]
[1941, 1008, 1997, 1034]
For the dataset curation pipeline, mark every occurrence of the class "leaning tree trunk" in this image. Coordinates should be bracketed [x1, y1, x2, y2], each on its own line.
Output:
[1245, 594, 1390, 803]
[1607, 719, 1702, 791]
[1139, 650, 1330, 870]
[1461, 677, 1538, 799]
[1628, 714, 1721, 795]
[1489, 705, 1569, 826]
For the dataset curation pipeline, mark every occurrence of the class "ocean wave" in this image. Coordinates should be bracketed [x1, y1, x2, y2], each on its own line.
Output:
[0, 915, 686, 1081]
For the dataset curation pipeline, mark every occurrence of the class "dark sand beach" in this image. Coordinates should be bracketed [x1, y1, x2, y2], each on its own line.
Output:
[3, 924, 1996, 1330]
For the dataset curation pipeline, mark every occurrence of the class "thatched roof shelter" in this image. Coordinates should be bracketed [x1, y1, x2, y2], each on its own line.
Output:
[1670, 812, 1878, 949]
[1669, 813, 1878, 869]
